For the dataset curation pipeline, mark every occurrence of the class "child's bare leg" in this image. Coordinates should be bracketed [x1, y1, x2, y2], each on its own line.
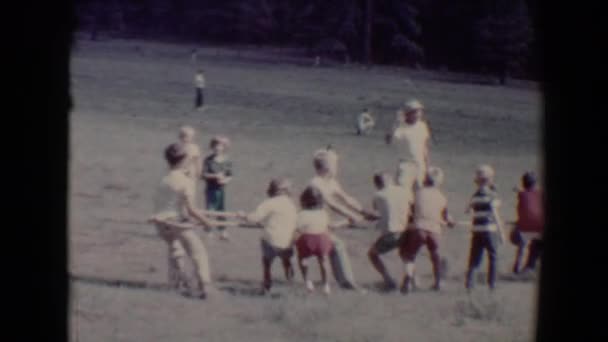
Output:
[319, 256, 331, 294]
[368, 247, 396, 288]
[281, 254, 294, 282]
[299, 257, 313, 291]
[262, 257, 273, 291]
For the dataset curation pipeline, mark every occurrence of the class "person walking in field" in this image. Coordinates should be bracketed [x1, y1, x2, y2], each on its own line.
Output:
[464, 164, 506, 291]
[366, 172, 412, 291]
[309, 149, 375, 293]
[386, 99, 431, 188]
[509, 171, 544, 275]
[202, 135, 233, 241]
[294, 186, 337, 295]
[399, 167, 455, 293]
[238, 178, 298, 294]
[356, 108, 375, 135]
[194, 69, 206, 111]
[148, 143, 222, 299]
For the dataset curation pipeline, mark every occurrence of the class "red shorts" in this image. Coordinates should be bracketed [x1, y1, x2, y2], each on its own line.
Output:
[399, 229, 440, 262]
[296, 233, 333, 259]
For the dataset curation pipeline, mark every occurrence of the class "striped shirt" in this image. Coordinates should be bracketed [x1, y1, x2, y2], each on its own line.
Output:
[469, 186, 501, 232]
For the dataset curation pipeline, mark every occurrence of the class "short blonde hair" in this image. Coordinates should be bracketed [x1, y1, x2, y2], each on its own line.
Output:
[179, 125, 196, 140]
[476, 164, 495, 181]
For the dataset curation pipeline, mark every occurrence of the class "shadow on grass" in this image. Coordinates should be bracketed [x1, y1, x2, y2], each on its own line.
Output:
[71, 274, 171, 292]
[70, 273, 283, 299]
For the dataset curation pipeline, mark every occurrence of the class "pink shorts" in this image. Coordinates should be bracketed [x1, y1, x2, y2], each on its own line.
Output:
[296, 233, 333, 259]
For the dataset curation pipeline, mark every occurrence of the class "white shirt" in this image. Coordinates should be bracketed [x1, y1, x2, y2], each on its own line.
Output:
[358, 112, 374, 127]
[373, 185, 412, 233]
[182, 142, 201, 179]
[413, 187, 448, 234]
[309, 176, 343, 200]
[393, 121, 430, 163]
[195, 74, 205, 88]
[396, 161, 419, 188]
[247, 195, 298, 249]
[152, 169, 196, 222]
[296, 209, 330, 235]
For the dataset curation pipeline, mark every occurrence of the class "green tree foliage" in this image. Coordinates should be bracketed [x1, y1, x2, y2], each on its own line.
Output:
[473, 0, 534, 83]
[73, 0, 539, 80]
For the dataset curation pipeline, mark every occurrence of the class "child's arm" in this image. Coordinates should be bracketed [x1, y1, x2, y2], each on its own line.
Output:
[442, 208, 456, 229]
[329, 219, 352, 230]
[334, 188, 376, 221]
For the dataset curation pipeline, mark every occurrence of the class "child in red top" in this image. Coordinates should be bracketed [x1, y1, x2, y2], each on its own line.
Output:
[510, 172, 544, 274]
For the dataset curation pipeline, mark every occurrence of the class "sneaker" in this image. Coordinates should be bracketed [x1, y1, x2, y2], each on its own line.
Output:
[323, 283, 331, 295]
[384, 279, 398, 292]
[306, 280, 315, 292]
[219, 231, 230, 241]
[430, 283, 441, 292]
[400, 276, 412, 295]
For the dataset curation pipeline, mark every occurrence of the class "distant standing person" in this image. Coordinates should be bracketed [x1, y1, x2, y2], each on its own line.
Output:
[202, 136, 233, 240]
[194, 69, 206, 111]
[386, 99, 431, 188]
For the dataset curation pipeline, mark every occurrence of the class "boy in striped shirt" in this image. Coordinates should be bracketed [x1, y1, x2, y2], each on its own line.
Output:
[464, 164, 505, 291]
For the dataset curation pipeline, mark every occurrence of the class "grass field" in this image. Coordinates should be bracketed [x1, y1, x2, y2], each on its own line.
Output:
[69, 39, 543, 342]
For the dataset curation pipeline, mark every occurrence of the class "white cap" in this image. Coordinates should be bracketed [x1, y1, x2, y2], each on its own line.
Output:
[403, 99, 424, 114]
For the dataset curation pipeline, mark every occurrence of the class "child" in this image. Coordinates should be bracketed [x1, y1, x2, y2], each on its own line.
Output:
[386, 99, 431, 188]
[295, 186, 335, 295]
[399, 167, 455, 293]
[202, 135, 233, 240]
[309, 149, 375, 293]
[367, 172, 412, 290]
[149, 143, 219, 299]
[238, 178, 298, 293]
[356, 108, 375, 135]
[194, 69, 205, 111]
[178, 125, 202, 180]
[510, 171, 544, 275]
[464, 164, 505, 291]
[395, 159, 419, 193]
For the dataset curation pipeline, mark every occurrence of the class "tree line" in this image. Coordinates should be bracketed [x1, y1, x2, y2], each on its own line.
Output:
[75, 0, 539, 83]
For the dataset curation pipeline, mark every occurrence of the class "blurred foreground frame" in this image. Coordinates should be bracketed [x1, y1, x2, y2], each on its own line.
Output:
[24, 0, 589, 341]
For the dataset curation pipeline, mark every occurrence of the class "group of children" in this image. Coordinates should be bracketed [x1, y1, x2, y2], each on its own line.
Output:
[149, 98, 544, 299]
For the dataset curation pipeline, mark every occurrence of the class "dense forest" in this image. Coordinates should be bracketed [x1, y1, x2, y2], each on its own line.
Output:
[75, 0, 539, 82]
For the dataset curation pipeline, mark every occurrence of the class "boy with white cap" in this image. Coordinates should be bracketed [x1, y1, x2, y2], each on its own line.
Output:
[399, 166, 455, 293]
[356, 108, 375, 135]
[386, 99, 431, 188]
[238, 178, 298, 293]
[367, 172, 412, 290]
[464, 164, 505, 291]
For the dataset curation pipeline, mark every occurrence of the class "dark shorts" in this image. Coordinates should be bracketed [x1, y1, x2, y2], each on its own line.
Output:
[261, 239, 293, 261]
[296, 233, 333, 259]
[372, 232, 404, 254]
[399, 229, 440, 262]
